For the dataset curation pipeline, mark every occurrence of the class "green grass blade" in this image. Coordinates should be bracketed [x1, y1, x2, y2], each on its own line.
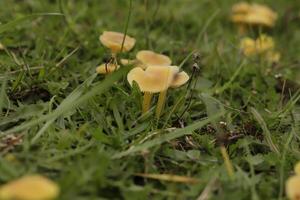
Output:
[250, 107, 280, 155]
[113, 112, 223, 159]
[2, 67, 129, 136]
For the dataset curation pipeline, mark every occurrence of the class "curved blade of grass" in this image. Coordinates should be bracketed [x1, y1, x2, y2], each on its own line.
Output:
[113, 112, 223, 159]
[195, 9, 220, 46]
[120, 0, 133, 53]
[215, 60, 245, 94]
[250, 107, 280, 155]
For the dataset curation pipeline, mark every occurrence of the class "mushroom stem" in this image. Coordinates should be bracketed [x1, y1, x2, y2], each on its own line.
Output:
[238, 24, 247, 35]
[155, 90, 167, 119]
[142, 92, 153, 114]
[220, 145, 234, 178]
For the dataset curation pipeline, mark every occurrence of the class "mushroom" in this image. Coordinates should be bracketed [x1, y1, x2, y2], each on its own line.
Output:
[240, 34, 280, 63]
[255, 34, 275, 53]
[121, 50, 171, 69]
[136, 50, 172, 69]
[240, 37, 256, 56]
[265, 51, 281, 63]
[96, 63, 120, 74]
[231, 2, 277, 34]
[98, 31, 136, 74]
[286, 175, 300, 200]
[0, 175, 59, 200]
[127, 65, 189, 118]
[99, 31, 136, 54]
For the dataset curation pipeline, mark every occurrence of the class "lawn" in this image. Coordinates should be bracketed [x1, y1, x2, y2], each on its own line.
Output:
[0, 0, 300, 199]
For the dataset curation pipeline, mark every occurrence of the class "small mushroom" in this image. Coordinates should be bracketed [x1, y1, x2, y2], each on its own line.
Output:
[127, 66, 178, 93]
[0, 175, 59, 200]
[136, 50, 172, 68]
[98, 31, 136, 75]
[286, 176, 300, 200]
[255, 34, 275, 53]
[240, 34, 280, 63]
[127, 65, 177, 115]
[127, 65, 189, 118]
[240, 37, 256, 56]
[99, 31, 136, 53]
[231, 2, 277, 34]
[265, 51, 281, 64]
[96, 63, 120, 74]
[121, 50, 171, 69]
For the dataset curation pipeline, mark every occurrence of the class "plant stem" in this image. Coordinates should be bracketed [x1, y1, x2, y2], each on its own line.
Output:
[238, 24, 246, 35]
[142, 92, 153, 114]
[120, 0, 133, 53]
[220, 145, 234, 178]
[156, 90, 167, 119]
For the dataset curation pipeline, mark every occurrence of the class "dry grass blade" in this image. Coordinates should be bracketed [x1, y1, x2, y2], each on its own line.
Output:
[135, 173, 199, 184]
[197, 175, 218, 200]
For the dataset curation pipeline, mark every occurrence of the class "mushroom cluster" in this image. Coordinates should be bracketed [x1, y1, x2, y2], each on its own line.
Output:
[286, 162, 300, 200]
[240, 34, 280, 63]
[0, 175, 59, 200]
[231, 2, 277, 34]
[96, 31, 190, 118]
[96, 31, 136, 74]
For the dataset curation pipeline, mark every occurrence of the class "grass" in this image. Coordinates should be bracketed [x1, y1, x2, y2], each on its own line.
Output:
[0, 0, 300, 199]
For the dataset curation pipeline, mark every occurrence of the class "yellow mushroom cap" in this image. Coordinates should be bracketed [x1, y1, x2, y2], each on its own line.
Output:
[244, 12, 276, 27]
[0, 175, 59, 200]
[231, 14, 248, 23]
[96, 63, 120, 74]
[99, 31, 136, 53]
[232, 2, 251, 14]
[136, 50, 172, 67]
[255, 34, 275, 52]
[170, 71, 190, 88]
[294, 162, 300, 175]
[252, 3, 277, 21]
[127, 65, 179, 93]
[240, 37, 256, 56]
[286, 175, 300, 200]
[231, 2, 277, 27]
[240, 35, 276, 57]
[265, 51, 281, 63]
